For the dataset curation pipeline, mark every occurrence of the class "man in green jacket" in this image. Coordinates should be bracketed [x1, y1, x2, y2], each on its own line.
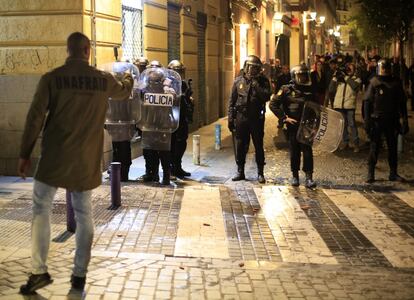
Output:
[17, 32, 134, 295]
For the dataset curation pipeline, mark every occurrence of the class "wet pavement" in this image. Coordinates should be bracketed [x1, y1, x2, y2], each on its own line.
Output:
[0, 104, 414, 299]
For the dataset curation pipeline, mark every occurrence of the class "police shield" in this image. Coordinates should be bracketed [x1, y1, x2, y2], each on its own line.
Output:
[100, 62, 140, 142]
[296, 101, 345, 152]
[136, 67, 181, 151]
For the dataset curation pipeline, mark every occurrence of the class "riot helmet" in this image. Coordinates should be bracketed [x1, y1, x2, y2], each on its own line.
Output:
[148, 60, 163, 68]
[168, 60, 185, 79]
[290, 64, 311, 86]
[135, 57, 149, 73]
[243, 55, 262, 78]
[147, 68, 165, 92]
[377, 59, 392, 76]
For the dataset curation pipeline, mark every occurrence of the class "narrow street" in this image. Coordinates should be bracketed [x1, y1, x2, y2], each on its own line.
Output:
[0, 107, 413, 299]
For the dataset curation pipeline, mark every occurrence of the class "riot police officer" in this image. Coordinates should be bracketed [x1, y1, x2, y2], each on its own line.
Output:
[363, 58, 409, 183]
[109, 63, 140, 182]
[135, 58, 160, 182]
[138, 63, 179, 185]
[168, 60, 194, 178]
[269, 64, 317, 188]
[135, 57, 149, 73]
[228, 55, 271, 183]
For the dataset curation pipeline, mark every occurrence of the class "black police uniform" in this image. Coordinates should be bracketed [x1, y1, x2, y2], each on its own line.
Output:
[228, 74, 271, 173]
[270, 84, 317, 175]
[112, 141, 132, 181]
[171, 80, 193, 177]
[363, 75, 408, 180]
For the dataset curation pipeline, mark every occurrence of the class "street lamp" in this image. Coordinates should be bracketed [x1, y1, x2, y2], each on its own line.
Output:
[309, 11, 317, 21]
[319, 16, 325, 24]
[273, 12, 283, 21]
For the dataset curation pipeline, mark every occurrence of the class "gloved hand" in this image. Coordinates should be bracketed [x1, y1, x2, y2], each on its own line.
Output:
[122, 72, 134, 85]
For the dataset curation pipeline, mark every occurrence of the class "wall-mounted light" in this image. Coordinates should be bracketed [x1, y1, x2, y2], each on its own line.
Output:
[309, 12, 317, 20]
[273, 12, 283, 21]
[319, 16, 325, 24]
[336, 25, 341, 31]
[183, 5, 191, 14]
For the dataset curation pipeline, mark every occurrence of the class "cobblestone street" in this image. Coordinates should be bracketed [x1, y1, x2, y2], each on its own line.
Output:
[0, 108, 414, 299]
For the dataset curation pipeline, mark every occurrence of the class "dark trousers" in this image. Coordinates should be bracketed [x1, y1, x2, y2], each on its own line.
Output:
[411, 85, 414, 111]
[287, 124, 313, 173]
[144, 149, 171, 177]
[171, 126, 188, 171]
[156, 151, 171, 177]
[368, 118, 398, 172]
[112, 141, 131, 181]
[143, 149, 159, 176]
[234, 119, 265, 167]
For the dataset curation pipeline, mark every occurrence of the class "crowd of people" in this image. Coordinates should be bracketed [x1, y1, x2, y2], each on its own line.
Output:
[264, 52, 413, 152]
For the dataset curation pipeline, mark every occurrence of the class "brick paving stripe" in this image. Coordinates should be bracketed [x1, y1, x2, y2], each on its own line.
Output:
[393, 190, 414, 208]
[323, 189, 414, 268]
[174, 186, 230, 258]
[298, 187, 392, 267]
[257, 186, 338, 264]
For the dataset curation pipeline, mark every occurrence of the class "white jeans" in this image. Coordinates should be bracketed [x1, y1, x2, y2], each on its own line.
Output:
[31, 180, 94, 277]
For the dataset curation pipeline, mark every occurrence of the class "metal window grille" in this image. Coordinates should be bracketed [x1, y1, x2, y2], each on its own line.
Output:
[121, 5, 143, 61]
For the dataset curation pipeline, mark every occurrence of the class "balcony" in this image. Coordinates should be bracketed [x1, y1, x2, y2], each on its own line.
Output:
[283, 0, 310, 11]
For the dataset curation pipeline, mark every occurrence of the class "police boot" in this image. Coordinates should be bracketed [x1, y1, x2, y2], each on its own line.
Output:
[366, 167, 375, 183]
[291, 171, 299, 187]
[257, 165, 266, 184]
[305, 172, 317, 188]
[389, 170, 406, 182]
[232, 165, 245, 181]
[139, 170, 154, 182]
[174, 165, 191, 179]
[161, 172, 170, 186]
[151, 161, 160, 182]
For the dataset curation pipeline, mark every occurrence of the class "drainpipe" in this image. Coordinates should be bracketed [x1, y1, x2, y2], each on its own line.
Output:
[91, 0, 97, 67]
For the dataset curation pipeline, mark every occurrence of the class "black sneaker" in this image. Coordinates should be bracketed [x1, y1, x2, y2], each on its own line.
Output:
[305, 178, 317, 188]
[389, 173, 406, 182]
[258, 174, 266, 184]
[71, 275, 86, 291]
[20, 273, 53, 295]
[291, 177, 299, 187]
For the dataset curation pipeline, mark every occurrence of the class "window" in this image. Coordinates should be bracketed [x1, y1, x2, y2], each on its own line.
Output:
[121, 0, 143, 61]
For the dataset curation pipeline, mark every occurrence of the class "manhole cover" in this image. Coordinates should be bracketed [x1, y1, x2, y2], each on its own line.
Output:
[200, 176, 228, 184]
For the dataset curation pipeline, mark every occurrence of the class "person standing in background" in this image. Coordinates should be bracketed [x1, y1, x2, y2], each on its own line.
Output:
[311, 60, 326, 106]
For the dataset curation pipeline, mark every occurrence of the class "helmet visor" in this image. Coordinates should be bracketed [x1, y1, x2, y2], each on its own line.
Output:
[295, 72, 311, 85]
[245, 63, 262, 77]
